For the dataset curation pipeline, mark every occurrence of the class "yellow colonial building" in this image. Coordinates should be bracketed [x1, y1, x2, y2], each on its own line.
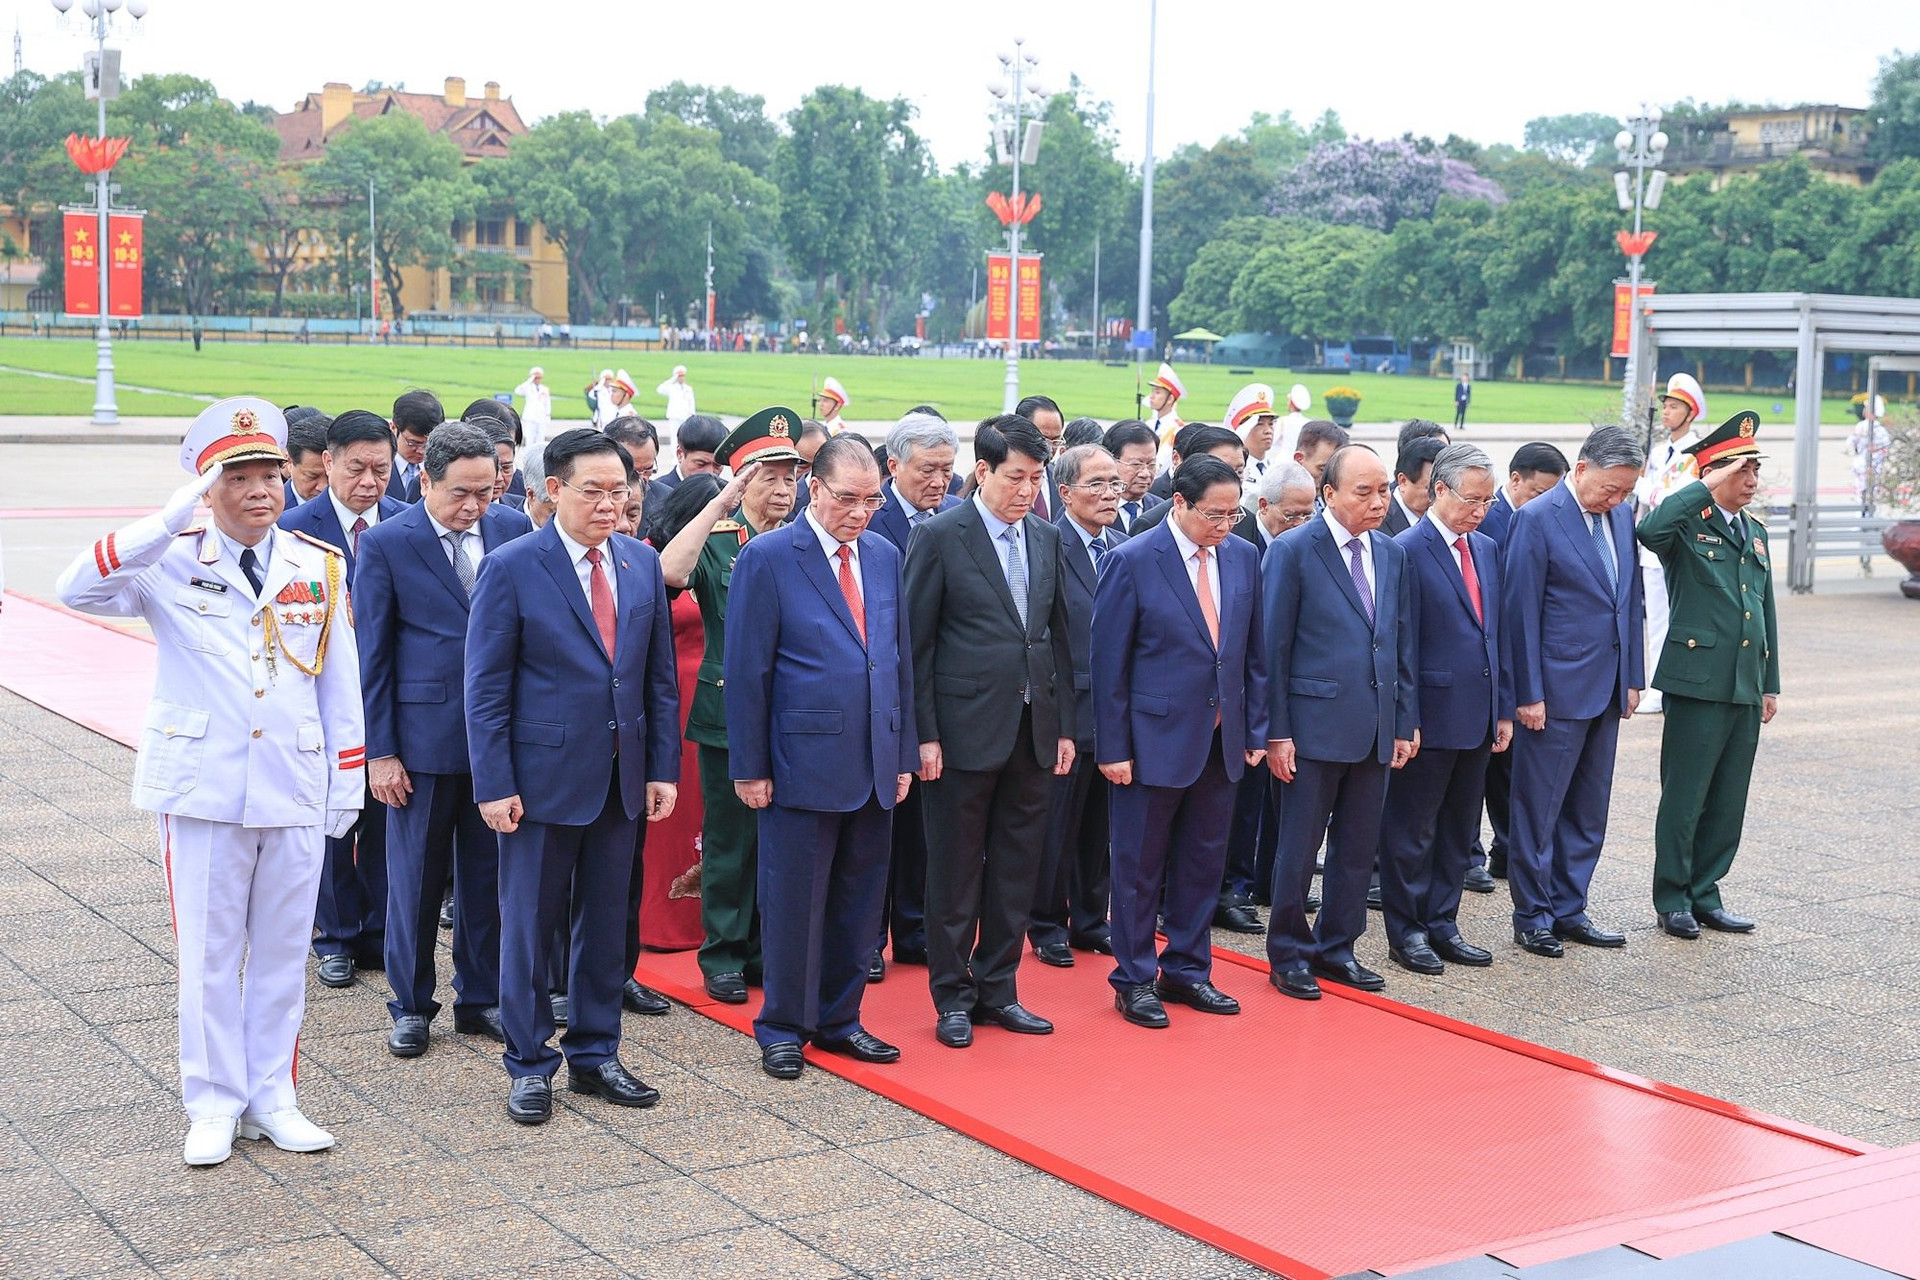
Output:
[1666, 105, 1876, 190]
[271, 78, 569, 321]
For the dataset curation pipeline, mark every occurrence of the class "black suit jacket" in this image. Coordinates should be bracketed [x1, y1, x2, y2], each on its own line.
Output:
[1053, 512, 1125, 751]
[1380, 497, 1414, 537]
[904, 498, 1076, 772]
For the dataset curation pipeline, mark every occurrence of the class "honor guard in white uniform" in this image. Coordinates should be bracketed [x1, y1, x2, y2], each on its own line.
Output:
[1225, 382, 1279, 500]
[1276, 383, 1313, 465]
[817, 376, 850, 434]
[1634, 373, 1706, 715]
[56, 397, 365, 1168]
[1147, 363, 1185, 467]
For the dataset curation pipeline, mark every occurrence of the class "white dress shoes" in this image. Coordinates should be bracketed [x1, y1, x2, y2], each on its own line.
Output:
[236, 1107, 335, 1152]
[183, 1116, 237, 1166]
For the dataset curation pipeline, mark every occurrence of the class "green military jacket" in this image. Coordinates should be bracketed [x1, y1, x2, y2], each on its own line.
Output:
[684, 518, 756, 748]
[1636, 478, 1780, 705]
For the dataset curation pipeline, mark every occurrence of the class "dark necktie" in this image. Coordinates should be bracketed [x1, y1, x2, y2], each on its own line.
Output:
[1121, 500, 1140, 531]
[1588, 512, 1618, 595]
[238, 547, 264, 597]
[1727, 513, 1744, 549]
[584, 546, 616, 658]
[350, 515, 368, 558]
[1089, 535, 1107, 573]
[446, 532, 476, 596]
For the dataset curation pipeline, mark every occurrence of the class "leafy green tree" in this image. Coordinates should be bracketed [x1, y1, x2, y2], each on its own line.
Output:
[312, 113, 478, 319]
[1167, 216, 1305, 333]
[1868, 50, 1920, 163]
[490, 111, 637, 322]
[1831, 158, 1920, 296]
[1361, 199, 1497, 341]
[1150, 137, 1262, 313]
[643, 82, 779, 177]
[1522, 112, 1624, 166]
[1230, 223, 1386, 341]
[1241, 109, 1344, 176]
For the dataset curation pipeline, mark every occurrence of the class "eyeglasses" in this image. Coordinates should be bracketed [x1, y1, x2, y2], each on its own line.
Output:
[1189, 508, 1242, 526]
[1274, 509, 1313, 526]
[559, 480, 634, 506]
[1116, 458, 1156, 473]
[1071, 480, 1125, 495]
[816, 483, 886, 510]
[1450, 494, 1497, 510]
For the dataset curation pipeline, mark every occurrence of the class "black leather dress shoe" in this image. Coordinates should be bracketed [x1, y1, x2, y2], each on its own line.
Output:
[1554, 921, 1627, 949]
[761, 1041, 805, 1080]
[1514, 928, 1564, 957]
[1659, 910, 1702, 939]
[549, 993, 569, 1026]
[1032, 942, 1074, 967]
[1155, 979, 1240, 1014]
[1305, 890, 1323, 912]
[935, 1011, 973, 1048]
[1462, 866, 1497, 895]
[1269, 968, 1321, 1001]
[1365, 884, 1384, 911]
[316, 954, 354, 988]
[1430, 935, 1493, 966]
[623, 979, 671, 1015]
[867, 953, 886, 983]
[438, 891, 454, 930]
[1389, 938, 1445, 976]
[567, 1059, 660, 1107]
[1213, 903, 1264, 934]
[1697, 907, 1755, 933]
[1116, 984, 1170, 1027]
[816, 1029, 901, 1063]
[453, 1005, 505, 1042]
[891, 943, 929, 966]
[972, 1002, 1053, 1034]
[704, 971, 748, 1004]
[388, 1014, 429, 1058]
[1069, 933, 1114, 955]
[1311, 959, 1386, 991]
[507, 1075, 551, 1125]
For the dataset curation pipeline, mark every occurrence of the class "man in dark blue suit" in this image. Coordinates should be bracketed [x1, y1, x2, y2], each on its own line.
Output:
[1095, 455, 1269, 1027]
[1379, 444, 1512, 975]
[1101, 420, 1164, 535]
[646, 414, 725, 498]
[864, 412, 960, 972]
[466, 428, 682, 1124]
[283, 414, 330, 511]
[1263, 446, 1416, 1000]
[1471, 442, 1567, 888]
[1029, 444, 1125, 967]
[386, 391, 441, 503]
[357, 422, 532, 1058]
[279, 410, 408, 989]
[726, 433, 918, 1079]
[1502, 427, 1646, 958]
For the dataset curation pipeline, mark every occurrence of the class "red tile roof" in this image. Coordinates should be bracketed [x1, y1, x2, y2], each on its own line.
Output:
[271, 85, 529, 164]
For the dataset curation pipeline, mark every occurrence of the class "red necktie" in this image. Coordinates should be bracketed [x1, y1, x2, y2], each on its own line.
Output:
[585, 546, 616, 658]
[837, 545, 866, 643]
[1455, 536, 1483, 624]
[350, 515, 368, 558]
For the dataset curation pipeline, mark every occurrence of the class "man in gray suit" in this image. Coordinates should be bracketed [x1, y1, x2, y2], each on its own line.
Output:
[905, 416, 1076, 1049]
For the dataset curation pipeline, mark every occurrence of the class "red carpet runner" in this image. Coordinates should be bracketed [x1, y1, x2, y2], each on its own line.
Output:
[0, 590, 1880, 1276]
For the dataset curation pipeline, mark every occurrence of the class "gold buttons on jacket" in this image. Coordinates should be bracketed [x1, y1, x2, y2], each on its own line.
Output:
[1742, 639, 1750, 647]
[1687, 638, 1697, 648]
[251, 728, 262, 738]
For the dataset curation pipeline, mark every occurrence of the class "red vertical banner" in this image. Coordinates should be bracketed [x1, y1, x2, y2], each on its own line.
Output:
[63, 211, 100, 316]
[1610, 280, 1653, 358]
[984, 252, 1012, 340]
[108, 212, 144, 317]
[1016, 254, 1042, 342]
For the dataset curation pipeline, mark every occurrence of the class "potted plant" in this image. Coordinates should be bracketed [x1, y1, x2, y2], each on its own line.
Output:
[1868, 404, 1920, 599]
[1324, 385, 1363, 427]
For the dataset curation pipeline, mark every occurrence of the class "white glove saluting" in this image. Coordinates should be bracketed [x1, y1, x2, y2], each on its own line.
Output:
[163, 461, 224, 533]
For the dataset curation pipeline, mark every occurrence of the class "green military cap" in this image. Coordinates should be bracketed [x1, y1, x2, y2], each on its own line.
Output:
[1685, 409, 1765, 469]
[715, 406, 804, 469]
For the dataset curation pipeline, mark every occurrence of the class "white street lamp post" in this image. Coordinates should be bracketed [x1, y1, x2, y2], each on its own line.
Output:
[989, 41, 1046, 414]
[1615, 106, 1669, 428]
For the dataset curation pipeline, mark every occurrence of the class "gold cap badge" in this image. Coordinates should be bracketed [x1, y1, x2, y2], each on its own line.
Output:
[769, 414, 791, 438]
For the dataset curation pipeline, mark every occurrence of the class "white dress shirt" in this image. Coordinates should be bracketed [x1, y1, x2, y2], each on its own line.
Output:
[330, 492, 379, 552]
[1426, 508, 1471, 578]
[554, 523, 615, 610]
[425, 511, 485, 575]
[972, 494, 1027, 585]
[1064, 515, 1107, 570]
[1392, 492, 1420, 532]
[217, 528, 271, 598]
[804, 508, 864, 597]
[1166, 517, 1222, 616]
[1322, 509, 1375, 598]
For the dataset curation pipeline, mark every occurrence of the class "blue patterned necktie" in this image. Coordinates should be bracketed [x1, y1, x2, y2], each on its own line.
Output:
[1588, 512, 1618, 595]
[1346, 537, 1374, 623]
[1002, 527, 1029, 629]
[1089, 534, 1106, 572]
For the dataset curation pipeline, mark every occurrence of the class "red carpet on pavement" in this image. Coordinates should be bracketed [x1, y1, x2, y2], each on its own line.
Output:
[1, 590, 1898, 1277]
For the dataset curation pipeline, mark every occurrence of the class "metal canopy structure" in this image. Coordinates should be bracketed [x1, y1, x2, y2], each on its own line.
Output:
[1638, 292, 1920, 591]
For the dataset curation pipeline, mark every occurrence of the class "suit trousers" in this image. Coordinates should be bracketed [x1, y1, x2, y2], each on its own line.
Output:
[1223, 767, 1278, 906]
[922, 711, 1053, 1013]
[161, 815, 323, 1121]
[874, 777, 929, 958]
[1267, 756, 1389, 972]
[697, 743, 761, 981]
[1378, 739, 1492, 948]
[313, 781, 387, 959]
[1509, 711, 1620, 934]
[1653, 695, 1761, 915]
[383, 770, 499, 1021]
[1482, 747, 1513, 872]
[1029, 755, 1112, 948]
[622, 810, 655, 981]
[755, 794, 892, 1047]
[498, 770, 639, 1079]
[1109, 734, 1236, 990]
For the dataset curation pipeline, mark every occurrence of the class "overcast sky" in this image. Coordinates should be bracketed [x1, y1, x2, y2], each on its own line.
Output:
[13, 0, 1912, 170]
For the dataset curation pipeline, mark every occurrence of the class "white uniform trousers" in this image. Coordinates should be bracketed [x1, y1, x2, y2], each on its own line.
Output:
[162, 815, 324, 1120]
[1641, 563, 1670, 714]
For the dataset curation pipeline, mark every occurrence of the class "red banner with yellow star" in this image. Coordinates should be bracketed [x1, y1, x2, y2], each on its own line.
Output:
[107, 213, 143, 317]
[62, 211, 99, 316]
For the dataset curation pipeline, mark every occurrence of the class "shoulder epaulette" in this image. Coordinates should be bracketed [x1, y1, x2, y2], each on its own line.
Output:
[289, 529, 346, 557]
[175, 525, 205, 537]
[710, 520, 742, 534]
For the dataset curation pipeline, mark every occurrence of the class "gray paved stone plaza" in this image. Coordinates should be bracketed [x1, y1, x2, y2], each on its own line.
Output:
[2, 440, 1916, 1276]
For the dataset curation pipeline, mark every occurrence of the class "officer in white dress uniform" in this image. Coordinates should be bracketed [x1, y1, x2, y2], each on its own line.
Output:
[817, 376, 850, 434]
[1633, 373, 1705, 715]
[1147, 362, 1185, 469]
[56, 397, 365, 1167]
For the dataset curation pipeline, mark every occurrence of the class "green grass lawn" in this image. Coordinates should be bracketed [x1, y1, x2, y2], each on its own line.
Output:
[0, 337, 1850, 425]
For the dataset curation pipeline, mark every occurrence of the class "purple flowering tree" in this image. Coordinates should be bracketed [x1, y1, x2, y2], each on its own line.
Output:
[1268, 139, 1506, 231]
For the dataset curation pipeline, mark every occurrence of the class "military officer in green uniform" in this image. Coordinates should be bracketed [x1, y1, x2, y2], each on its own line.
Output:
[658, 408, 802, 1001]
[1635, 410, 1779, 941]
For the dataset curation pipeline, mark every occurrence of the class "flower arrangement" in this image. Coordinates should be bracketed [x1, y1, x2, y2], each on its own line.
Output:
[1324, 385, 1363, 425]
